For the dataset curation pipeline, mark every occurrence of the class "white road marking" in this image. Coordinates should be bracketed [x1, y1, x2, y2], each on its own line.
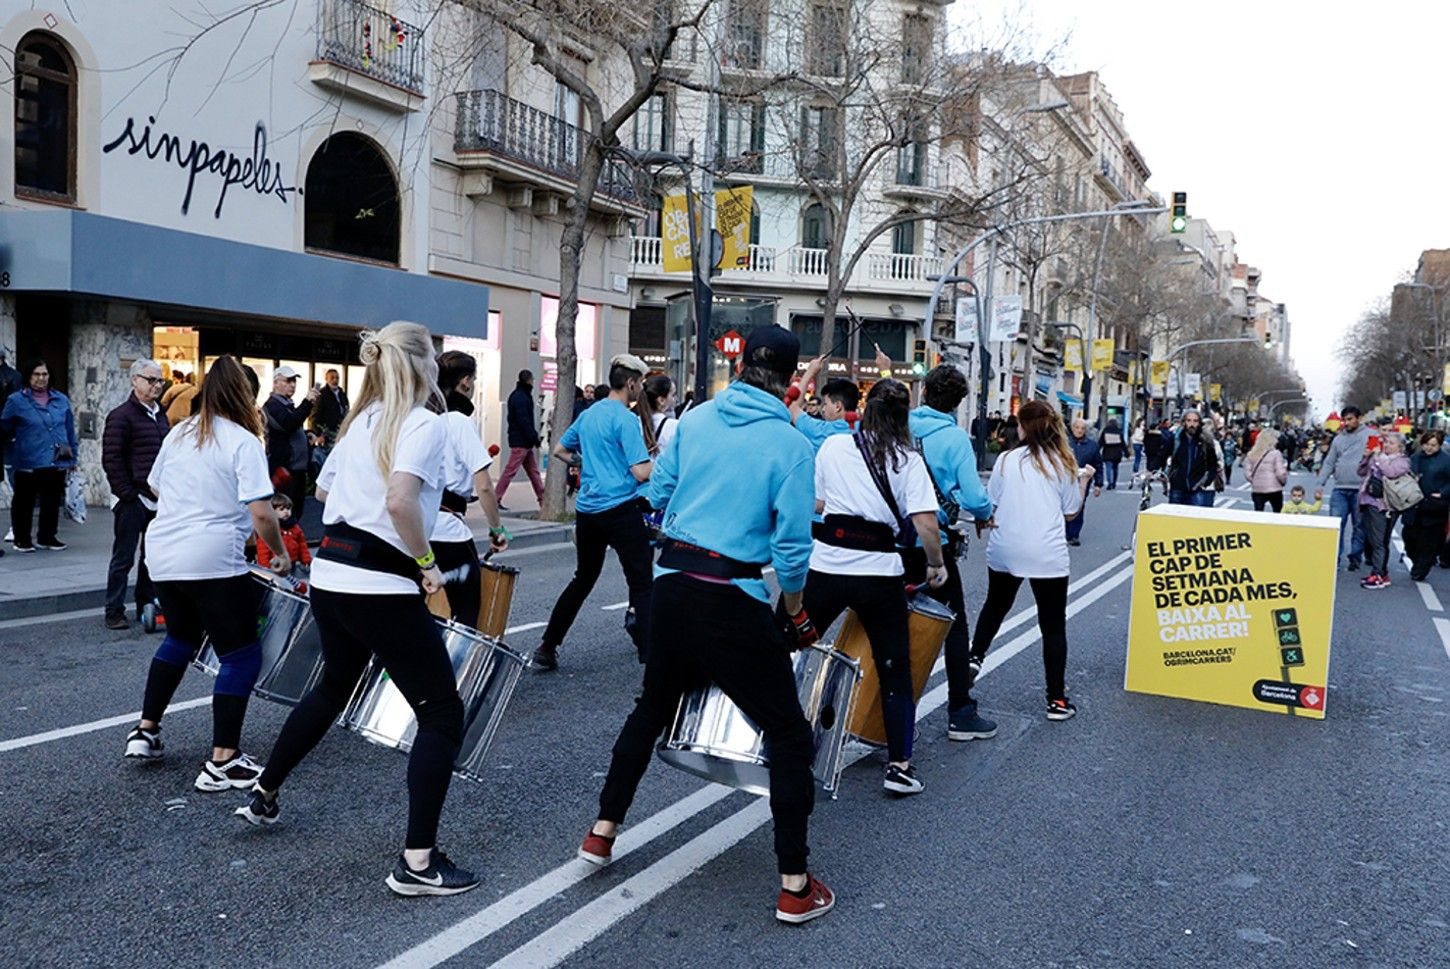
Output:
[386, 553, 1139, 969]
[1417, 582, 1444, 613]
[0, 607, 110, 631]
[1435, 619, 1450, 662]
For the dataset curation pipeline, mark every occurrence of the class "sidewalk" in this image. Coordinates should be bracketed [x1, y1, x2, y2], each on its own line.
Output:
[0, 497, 572, 621]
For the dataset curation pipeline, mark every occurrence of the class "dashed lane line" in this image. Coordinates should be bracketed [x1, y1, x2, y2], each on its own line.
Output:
[1435, 619, 1450, 663]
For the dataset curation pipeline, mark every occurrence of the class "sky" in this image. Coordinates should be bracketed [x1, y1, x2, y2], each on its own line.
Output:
[955, 0, 1450, 418]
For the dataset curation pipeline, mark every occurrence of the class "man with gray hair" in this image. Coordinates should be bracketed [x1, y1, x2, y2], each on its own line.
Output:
[100, 358, 170, 629]
[1066, 417, 1104, 546]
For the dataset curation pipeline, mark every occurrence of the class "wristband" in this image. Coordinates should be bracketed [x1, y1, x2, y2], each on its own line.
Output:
[414, 550, 437, 569]
[490, 525, 512, 541]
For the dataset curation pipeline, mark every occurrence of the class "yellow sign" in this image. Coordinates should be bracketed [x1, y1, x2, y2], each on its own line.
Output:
[661, 192, 694, 273]
[1064, 339, 1083, 371]
[1209, 382, 1222, 401]
[1125, 505, 1338, 719]
[1091, 338, 1115, 372]
[716, 186, 753, 271]
[1150, 360, 1171, 388]
[1443, 363, 1450, 397]
[1248, 397, 1260, 414]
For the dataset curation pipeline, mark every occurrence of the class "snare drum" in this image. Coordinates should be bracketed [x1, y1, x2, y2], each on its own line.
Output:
[192, 572, 322, 706]
[342, 619, 529, 783]
[835, 593, 955, 746]
[655, 644, 861, 797]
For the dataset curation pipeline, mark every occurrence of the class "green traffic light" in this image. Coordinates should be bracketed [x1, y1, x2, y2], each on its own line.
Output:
[1171, 215, 1188, 233]
[911, 362, 926, 376]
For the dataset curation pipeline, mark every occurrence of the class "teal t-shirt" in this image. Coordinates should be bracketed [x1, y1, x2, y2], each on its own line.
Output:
[562, 398, 651, 514]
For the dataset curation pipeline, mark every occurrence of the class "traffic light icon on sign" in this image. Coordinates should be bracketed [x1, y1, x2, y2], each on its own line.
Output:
[1272, 608, 1299, 629]
[1272, 607, 1303, 661]
[1171, 191, 1188, 233]
[1280, 645, 1305, 667]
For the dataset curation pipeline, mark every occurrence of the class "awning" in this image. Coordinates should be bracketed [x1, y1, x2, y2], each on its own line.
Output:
[0, 210, 489, 339]
[1057, 391, 1084, 407]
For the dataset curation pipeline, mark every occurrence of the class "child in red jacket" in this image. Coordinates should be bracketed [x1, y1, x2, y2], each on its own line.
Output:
[257, 494, 310, 571]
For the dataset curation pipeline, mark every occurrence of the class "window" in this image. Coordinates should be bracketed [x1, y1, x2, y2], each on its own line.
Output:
[892, 216, 917, 256]
[802, 202, 831, 249]
[632, 93, 672, 153]
[799, 106, 839, 179]
[895, 114, 927, 186]
[304, 133, 401, 265]
[724, 0, 766, 69]
[716, 98, 765, 172]
[901, 14, 932, 84]
[808, 3, 847, 77]
[749, 200, 761, 246]
[14, 32, 77, 202]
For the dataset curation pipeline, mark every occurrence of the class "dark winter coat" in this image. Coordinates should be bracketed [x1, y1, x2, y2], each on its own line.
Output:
[1099, 420, 1126, 463]
[1167, 427, 1221, 493]
[102, 393, 169, 502]
[263, 393, 313, 470]
[506, 383, 541, 448]
[1069, 432, 1104, 487]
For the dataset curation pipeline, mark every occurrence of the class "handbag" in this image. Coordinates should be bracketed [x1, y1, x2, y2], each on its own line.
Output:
[64, 473, 88, 524]
[1383, 468, 1424, 512]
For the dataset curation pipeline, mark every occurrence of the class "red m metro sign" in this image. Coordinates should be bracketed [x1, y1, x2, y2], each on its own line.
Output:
[714, 330, 744, 358]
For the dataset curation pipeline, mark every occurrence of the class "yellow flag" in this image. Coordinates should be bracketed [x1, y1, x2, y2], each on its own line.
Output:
[1064, 339, 1083, 371]
[715, 186, 753, 271]
[1091, 339, 1115, 372]
[1150, 360, 1171, 388]
[661, 193, 693, 273]
[1442, 363, 1450, 397]
[1209, 383, 1222, 401]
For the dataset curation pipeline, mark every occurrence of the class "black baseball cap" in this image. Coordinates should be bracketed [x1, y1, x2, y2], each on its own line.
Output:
[741, 326, 800, 376]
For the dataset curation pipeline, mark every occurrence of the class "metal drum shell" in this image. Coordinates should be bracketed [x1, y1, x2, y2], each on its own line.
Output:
[191, 573, 320, 706]
[836, 593, 955, 746]
[655, 644, 862, 797]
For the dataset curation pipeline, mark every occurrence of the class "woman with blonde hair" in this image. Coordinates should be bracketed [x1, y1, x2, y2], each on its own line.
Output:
[1241, 427, 1289, 512]
[123, 355, 291, 792]
[238, 322, 481, 897]
[969, 400, 1094, 721]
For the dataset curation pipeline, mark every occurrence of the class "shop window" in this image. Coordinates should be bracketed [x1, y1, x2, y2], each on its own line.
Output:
[14, 32, 77, 202]
[304, 133, 401, 265]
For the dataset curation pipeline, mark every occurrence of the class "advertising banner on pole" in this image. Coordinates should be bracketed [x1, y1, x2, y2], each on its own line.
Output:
[989, 295, 1023, 342]
[1443, 363, 1450, 397]
[715, 186, 753, 271]
[1125, 505, 1339, 719]
[954, 297, 977, 346]
[661, 193, 693, 273]
[1392, 390, 1408, 410]
[1150, 360, 1171, 391]
[1209, 382, 1222, 401]
[1090, 338, 1115, 372]
[1064, 339, 1083, 371]
[1183, 372, 1202, 397]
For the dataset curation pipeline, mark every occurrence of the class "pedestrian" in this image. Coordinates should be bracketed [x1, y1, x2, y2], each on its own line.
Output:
[1243, 428, 1289, 512]
[1065, 418, 1103, 546]
[262, 366, 318, 512]
[1406, 430, 1450, 580]
[497, 369, 547, 507]
[903, 364, 997, 742]
[239, 322, 483, 897]
[532, 353, 655, 671]
[971, 400, 1093, 721]
[802, 379, 947, 796]
[579, 325, 837, 924]
[256, 493, 310, 575]
[997, 415, 1020, 449]
[639, 374, 679, 457]
[594, 383, 611, 408]
[1099, 417, 1125, 489]
[1166, 410, 1220, 507]
[430, 351, 509, 626]
[1317, 405, 1371, 570]
[0, 346, 20, 404]
[1358, 433, 1412, 589]
[1220, 429, 1238, 484]
[1131, 418, 1146, 473]
[310, 368, 349, 445]
[1, 359, 78, 551]
[1145, 419, 1173, 472]
[100, 358, 170, 629]
[161, 372, 199, 425]
[121, 354, 291, 792]
[1283, 485, 1324, 515]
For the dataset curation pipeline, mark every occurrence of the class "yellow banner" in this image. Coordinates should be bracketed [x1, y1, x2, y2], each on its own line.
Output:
[1064, 339, 1083, 371]
[661, 193, 693, 273]
[1125, 506, 1338, 719]
[1150, 360, 1171, 388]
[1091, 338, 1115, 372]
[1209, 382, 1222, 401]
[715, 186, 753, 271]
[1443, 363, 1450, 397]
[1248, 397, 1260, 414]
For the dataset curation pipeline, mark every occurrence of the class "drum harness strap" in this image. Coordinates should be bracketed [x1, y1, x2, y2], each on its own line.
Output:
[658, 539, 763, 580]
[813, 434, 914, 554]
[439, 489, 471, 516]
[318, 521, 422, 584]
[914, 436, 967, 557]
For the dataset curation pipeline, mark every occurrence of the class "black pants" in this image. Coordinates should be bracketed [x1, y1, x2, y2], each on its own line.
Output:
[902, 540, 974, 712]
[258, 588, 464, 850]
[10, 467, 64, 547]
[1252, 491, 1284, 513]
[1407, 507, 1448, 579]
[543, 500, 653, 656]
[1361, 507, 1397, 579]
[106, 499, 156, 614]
[432, 538, 481, 628]
[147, 575, 265, 750]
[598, 574, 814, 873]
[972, 569, 1070, 700]
[802, 569, 914, 762]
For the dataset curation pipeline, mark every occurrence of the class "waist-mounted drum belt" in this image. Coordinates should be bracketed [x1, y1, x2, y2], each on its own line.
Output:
[439, 489, 470, 515]
[812, 515, 898, 553]
[658, 539, 764, 580]
[318, 522, 420, 582]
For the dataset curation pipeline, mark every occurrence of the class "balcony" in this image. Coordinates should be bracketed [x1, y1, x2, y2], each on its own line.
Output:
[1095, 155, 1129, 201]
[454, 90, 641, 217]
[629, 238, 941, 294]
[865, 252, 944, 283]
[310, 0, 425, 112]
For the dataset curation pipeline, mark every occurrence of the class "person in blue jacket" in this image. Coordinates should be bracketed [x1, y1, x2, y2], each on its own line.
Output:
[902, 364, 998, 741]
[793, 363, 859, 453]
[577, 326, 838, 925]
[1, 359, 79, 551]
[1065, 418, 1104, 546]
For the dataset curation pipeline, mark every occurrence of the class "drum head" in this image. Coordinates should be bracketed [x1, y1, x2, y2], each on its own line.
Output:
[908, 593, 955, 623]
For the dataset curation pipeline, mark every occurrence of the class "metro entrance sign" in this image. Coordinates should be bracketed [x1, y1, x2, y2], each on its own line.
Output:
[714, 330, 745, 358]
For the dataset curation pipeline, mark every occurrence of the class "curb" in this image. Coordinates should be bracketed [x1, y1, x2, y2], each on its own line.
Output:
[0, 523, 574, 622]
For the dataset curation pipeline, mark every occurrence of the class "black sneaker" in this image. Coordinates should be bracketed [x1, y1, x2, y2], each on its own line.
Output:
[123, 726, 163, 760]
[1346, 560, 1360, 572]
[35, 539, 67, 551]
[385, 850, 481, 897]
[1067, 538, 1081, 547]
[532, 642, 558, 671]
[1046, 697, 1078, 721]
[235, 786, 280, 827]
[12, 543, 35, 553]
[947, 704, 998, 741]
[105, 611, 130, 631]
[195, 753, 264, 791]
[883, 763, 924, 796]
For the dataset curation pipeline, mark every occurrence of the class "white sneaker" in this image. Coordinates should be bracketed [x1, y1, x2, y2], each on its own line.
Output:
[195, 753, 264, 791]
[123, 726, 163, 760]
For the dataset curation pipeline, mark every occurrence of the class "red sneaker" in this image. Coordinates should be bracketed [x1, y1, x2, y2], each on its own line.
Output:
[775, 874, 835, 924]
[578, 827, 615, 866]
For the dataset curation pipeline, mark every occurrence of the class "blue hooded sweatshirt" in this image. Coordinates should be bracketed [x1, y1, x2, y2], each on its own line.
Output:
[908, 405, 994, 533]
[647, 381, 815, 602]
[794, 412, 852, 454]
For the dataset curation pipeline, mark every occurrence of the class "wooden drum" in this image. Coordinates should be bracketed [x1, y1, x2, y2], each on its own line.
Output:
[426, 556, 519, 639]
[834, 593, 955, 746]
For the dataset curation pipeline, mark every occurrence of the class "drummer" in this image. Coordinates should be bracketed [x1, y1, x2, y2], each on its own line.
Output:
[801, 379, 946, 796]
[237, 322, 480, 898]
[579, 327, 836, 924]
[792, 368, 859, 454]
[122, 354, 292, 793]
[903, 364, 997, 742]
[431, 350, 509, 625]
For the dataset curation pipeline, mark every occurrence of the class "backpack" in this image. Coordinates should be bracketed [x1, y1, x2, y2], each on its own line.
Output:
[1382, 465, 1423, 512]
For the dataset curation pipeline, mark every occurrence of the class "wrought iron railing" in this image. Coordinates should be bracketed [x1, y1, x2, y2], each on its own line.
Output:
[454, 89, 638, 202]
[316, 0, 425, 94]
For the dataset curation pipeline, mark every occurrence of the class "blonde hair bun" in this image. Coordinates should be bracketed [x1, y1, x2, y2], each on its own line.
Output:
[358, 331, 383, 365]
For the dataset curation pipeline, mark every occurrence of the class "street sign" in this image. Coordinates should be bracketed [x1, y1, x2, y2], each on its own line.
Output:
[989, 295, 1023, 342]
[1393, 390, 1407, 410]
[714, 330, 745, 358]
[954, 297, 977, 345]
[1183, 372, 1202, 397]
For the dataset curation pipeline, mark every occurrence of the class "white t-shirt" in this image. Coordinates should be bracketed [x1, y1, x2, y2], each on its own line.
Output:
[809, 433, 937, 576]
[651, 411, 678, 455]
[145, 416, 272, 581]
[985, 447, 1085, 579]
[312, 403, 446, 595]
[430, 410, 493, 544]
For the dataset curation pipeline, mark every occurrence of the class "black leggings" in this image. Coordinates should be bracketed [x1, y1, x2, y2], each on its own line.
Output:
[432, 538, 481, 628]
[802, 570, 915, 762]
[257, 588, 464, 850]
[971, 569, 1070, 700]
[145, 574, 264, 750]
[542, 500, 654, 656]
[1252, 491, 1284, 513]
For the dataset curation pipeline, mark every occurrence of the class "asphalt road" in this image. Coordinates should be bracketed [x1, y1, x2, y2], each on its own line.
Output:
[3, 471, 1448, 968]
